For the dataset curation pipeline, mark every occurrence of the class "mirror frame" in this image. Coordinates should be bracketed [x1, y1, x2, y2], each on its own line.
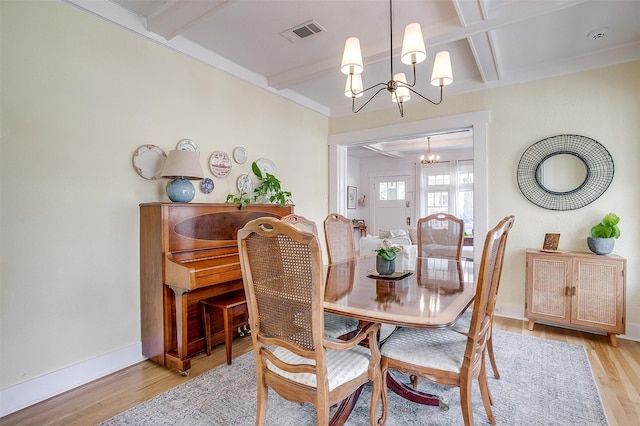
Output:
[517, 134, 614, 210]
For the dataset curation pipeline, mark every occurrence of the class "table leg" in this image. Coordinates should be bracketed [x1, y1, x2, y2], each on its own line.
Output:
[329, 385, 364, 425]
[385, 372, 448, 409]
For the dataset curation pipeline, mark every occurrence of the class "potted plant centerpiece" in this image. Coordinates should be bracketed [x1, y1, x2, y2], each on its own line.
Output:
[373, 239, 402, 275]
[587, 212, 620, 255]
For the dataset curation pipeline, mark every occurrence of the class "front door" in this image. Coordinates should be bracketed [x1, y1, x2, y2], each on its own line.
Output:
[371, 173, 413, 234]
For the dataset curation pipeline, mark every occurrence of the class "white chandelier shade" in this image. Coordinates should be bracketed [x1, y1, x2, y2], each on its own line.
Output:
[431, 51, 454, 87]
[344, 74, 364, 98]
[340, 37, 364, 75]
[401, 23, 426, 65]
[391, 73, 410, 103]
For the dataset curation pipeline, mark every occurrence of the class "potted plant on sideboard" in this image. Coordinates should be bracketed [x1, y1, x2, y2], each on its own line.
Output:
[587, 212, 620, 255]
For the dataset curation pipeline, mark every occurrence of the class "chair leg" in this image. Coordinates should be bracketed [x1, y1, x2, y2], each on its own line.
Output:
[369, 368, 382, 426]
[378, 367, 389, 425]
[255, 378, 268, 426]
[478, 363, 496, 424]
[459, 375, 474, 426]
[317, 400, 330, 426]
[223, 308, 233, 365]
[487, 331, 500, 379]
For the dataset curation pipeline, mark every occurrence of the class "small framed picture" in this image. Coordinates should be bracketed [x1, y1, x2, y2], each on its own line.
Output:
[356, 219, 365, 226]
[347, 186, 357, 209]
[542, 233, 560, 251]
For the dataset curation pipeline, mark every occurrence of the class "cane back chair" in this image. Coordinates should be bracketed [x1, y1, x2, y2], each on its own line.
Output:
[377, 216, 513, 426]
[281, 214, 359, 339]
[238, 217, 382, 426]
[323, 213, 356, 264]
[417, 212, 465, 261]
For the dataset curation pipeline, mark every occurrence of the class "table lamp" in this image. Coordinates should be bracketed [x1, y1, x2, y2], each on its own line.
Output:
[160, 150, 204, 202]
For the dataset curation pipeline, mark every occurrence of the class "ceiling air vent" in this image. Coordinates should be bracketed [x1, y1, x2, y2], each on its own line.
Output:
[281, 20, 326, 43]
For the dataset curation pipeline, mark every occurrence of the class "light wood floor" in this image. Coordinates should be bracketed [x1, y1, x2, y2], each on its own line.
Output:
[2, 317, 639, 426]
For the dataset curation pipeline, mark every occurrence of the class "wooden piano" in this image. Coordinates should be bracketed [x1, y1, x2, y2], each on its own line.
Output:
[140, 203, 294, 373]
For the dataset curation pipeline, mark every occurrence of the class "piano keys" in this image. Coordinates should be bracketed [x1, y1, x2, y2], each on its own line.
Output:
[140, 203, 293, 373]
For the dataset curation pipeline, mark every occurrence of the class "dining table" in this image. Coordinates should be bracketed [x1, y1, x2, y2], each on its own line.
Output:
[323, 254, 477, 424]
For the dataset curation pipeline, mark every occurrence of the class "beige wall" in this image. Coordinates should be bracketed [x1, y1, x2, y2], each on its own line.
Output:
[0, 0, 328, 391]
[1, 0, 638, 413]
[331, 61, 640, 328]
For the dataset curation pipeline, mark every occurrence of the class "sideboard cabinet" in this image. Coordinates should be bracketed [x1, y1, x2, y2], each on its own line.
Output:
[525, 249, 626, 346]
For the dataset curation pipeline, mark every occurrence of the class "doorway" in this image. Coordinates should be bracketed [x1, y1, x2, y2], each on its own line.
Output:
[328, 111, 489, 263]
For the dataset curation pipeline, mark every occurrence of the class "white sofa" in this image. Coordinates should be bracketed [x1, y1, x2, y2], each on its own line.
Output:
[359, 233, 417, 272]
[359, 228, 473, 271]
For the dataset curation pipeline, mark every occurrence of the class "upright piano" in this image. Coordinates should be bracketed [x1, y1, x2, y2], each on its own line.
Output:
[140, 203, 294, 373]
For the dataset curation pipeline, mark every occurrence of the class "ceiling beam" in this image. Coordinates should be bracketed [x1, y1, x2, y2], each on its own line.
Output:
[146, 0, 233, 40]
[267, 0, 588, 90]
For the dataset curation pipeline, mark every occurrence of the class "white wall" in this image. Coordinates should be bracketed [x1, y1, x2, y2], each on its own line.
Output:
[331, 61, 640, 332]
[0, 0, 328, 413]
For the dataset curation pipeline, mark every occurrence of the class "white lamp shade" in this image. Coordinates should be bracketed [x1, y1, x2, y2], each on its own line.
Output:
[392, 73, 411, 103]
[340, 37, 364, 75]
[431, 51, 453, 87]
[161, 150, 204, 180]
[344, 74, 364, 98]
[401, 23, 426, 65]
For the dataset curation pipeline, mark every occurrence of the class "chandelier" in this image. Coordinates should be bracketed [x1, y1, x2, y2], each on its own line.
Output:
[420, 137, 440, 164]
[340, 0, 453, 117]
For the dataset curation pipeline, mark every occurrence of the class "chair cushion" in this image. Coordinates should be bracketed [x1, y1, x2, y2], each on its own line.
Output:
[380, 327, 468, 372]
[323, 313, 359, 339]
[267, 344, 371, 391]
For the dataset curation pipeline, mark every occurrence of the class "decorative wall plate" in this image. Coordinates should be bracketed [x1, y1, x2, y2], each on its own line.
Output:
[517, 134, 614, 211]
[200, 177, 214, 194]
[236, 174, 253, 193]
[132, 144, 166, 180]
[176, 139, 200, 156]
[255, 158, 276, 176]
[209, 151, 232, 178]
[233, 146, 247, 164]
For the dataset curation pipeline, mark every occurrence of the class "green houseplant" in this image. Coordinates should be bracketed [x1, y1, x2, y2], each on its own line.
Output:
[373, 239, 402, 275]
[587, 213, 620, 255]
[225, 161, 293, 209]
[251, 162, 292, 205]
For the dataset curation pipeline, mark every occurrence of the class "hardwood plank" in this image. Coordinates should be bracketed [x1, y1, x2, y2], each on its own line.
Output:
[2, 319, 639, 426]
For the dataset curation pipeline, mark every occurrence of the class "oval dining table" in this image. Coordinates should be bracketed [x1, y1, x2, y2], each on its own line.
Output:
[323, 254, 477, 425]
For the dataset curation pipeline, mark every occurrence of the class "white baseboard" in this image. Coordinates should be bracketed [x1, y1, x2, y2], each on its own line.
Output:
[495, 302, 640, 342]
[0, 342, 145, 418]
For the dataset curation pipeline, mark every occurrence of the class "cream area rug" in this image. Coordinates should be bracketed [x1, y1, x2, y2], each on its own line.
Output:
[100, 330, 608, 425]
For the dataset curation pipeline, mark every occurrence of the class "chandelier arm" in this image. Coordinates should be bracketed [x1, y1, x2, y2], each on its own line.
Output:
[405, 85, 444, 105]
[352, 86, 388, 113]
[402, 63, 418, 87]
[351, 81, 387, 96]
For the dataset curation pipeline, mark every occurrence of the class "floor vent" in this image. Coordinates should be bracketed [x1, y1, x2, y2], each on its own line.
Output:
[281, 20, 325, 43]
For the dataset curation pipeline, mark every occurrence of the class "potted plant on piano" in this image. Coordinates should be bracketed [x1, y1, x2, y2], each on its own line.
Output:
[251, 161, 292, 206]
[226, 161, 293, 209]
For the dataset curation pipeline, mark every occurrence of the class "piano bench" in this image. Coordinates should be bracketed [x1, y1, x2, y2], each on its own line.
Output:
[200, 292, 249, 365]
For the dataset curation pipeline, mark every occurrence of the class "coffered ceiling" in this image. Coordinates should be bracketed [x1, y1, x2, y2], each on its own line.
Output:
[66, 0, 640, 119]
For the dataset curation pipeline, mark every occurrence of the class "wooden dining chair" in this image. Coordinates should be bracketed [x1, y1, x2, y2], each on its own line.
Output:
[417, 213, 464, 260]
[281, 213, 318, 235]
[324, 213, 356, 263]
[237, 217, 382, 426]
[281, 214, 360, 339]
[377, 216, 513, 426]
[450, 215, 514, 380]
